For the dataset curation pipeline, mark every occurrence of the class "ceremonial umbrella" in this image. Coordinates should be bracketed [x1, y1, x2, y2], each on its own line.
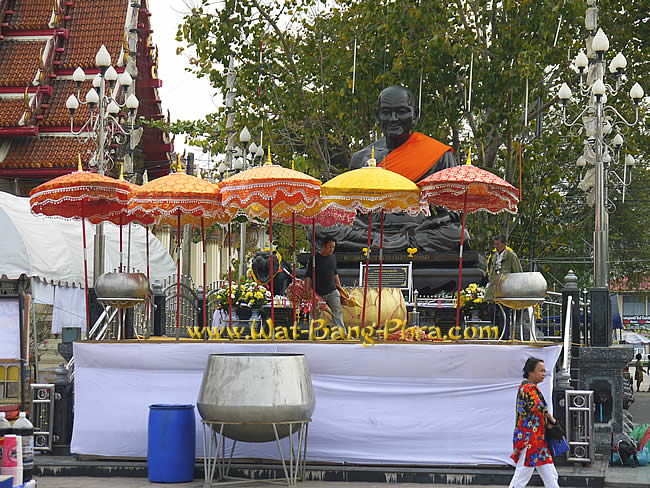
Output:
[321, 152, 426, 328]
[417, 157, 519, 329]
[130, 158, 232, 332]
[30, 156, 132, 331]
[220, 149, 322, 327]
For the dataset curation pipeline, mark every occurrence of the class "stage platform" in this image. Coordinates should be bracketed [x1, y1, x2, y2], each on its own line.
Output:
[35, 455, 611, 487]
[71, 341, 561, 467]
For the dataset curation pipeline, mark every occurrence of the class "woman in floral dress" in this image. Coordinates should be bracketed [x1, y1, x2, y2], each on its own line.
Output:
[508, 357, 560, 488]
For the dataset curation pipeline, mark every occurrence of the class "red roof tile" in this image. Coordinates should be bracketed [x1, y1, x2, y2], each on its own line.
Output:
[58, 0, 127, 70]
[0, 41, 45, 87]
[5, 0, 53, 31]
[0, 98, 28, 126]
[1, 136, 95, 169]
[41, 79, 93, 127]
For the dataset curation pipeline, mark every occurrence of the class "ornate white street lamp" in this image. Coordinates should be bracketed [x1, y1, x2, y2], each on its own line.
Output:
[65, 44, 140, 282]
[557, 2, 644, 291]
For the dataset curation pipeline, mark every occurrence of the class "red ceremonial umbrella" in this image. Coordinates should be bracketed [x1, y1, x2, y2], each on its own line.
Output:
[220, 148, 321, 327]
[30, 156, 132, 331]
[417, 157, 519, 329]
[130, 157, 232, 332]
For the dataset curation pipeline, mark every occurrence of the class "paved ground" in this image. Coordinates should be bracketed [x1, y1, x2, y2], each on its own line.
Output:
[34, 480, 506, 488]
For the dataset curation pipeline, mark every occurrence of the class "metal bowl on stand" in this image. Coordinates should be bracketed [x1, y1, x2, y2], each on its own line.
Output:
[493, 271, 548, 309]
[95, 272, 149, 309]
[197, 353, 315, 442]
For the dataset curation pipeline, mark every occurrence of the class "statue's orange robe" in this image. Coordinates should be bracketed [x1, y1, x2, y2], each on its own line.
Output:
[379, 132, 452, 183]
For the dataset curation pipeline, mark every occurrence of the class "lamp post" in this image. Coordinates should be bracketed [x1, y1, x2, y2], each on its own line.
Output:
[237, 127, 252, 279]
[557, 1, 643, 344]
[65, 44, 140, 283]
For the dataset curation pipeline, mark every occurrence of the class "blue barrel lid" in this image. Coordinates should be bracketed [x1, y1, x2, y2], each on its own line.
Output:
[149, 404, 195, 410]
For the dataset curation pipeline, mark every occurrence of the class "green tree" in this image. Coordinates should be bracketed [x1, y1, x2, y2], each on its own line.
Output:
[170, 0, 648, 287]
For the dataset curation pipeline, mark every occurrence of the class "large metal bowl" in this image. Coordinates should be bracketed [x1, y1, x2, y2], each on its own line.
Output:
[493, 271, 547, 309]
[197, 353, 315, 442]
[95, 272, 149, 308]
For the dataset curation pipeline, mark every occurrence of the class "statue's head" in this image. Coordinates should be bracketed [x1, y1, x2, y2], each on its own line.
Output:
[376, 85, 419, 143]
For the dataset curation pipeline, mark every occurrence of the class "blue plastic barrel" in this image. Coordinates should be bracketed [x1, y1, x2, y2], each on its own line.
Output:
[147, 404, 196, 483]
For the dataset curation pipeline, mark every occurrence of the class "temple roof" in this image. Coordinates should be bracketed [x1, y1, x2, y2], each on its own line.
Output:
[0, 41, 43, 86]
[58, 1, 126, 70]
[3, 0, 53, 31]
[2, 136, 94, 169]
[0, 98, 27, 126]
[0, 0, 173, 190]
[42, 79, 92, 127]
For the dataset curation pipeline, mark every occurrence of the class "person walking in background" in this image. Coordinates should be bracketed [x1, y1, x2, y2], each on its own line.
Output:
[485, 234, 523, 338]
[508, 357, 560, 488]
[634, 353, 644, 392]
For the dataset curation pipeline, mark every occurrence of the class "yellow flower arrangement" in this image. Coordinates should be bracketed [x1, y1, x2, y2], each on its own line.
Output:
[457, 283, 487, 312]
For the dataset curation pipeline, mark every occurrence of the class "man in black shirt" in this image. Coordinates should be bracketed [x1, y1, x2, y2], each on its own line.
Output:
[305, 239, 346, 332]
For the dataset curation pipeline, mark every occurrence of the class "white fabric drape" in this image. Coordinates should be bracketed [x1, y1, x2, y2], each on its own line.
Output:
[51, 286, 86, 334]
[0, 298, 21, 360]
[71, 342, 561, 465]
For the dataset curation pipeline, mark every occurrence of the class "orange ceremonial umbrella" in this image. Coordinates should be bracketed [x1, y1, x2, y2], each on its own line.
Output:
[418, 154, 519, 329]
[220, 149, 322, 327]
[130, 157, 232, 332]
[30, 156, 133, 331]
[321, 149, 427, 329]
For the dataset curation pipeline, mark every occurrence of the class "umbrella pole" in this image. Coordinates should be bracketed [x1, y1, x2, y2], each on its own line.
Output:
[228, 223, 232, 330]
[268, 199, 275, 328]
[455, 192, 469, 329]
[378, 210, 384, 331]
[145, 225, 150, 339]
[119, 213, 123, 272]
[312, 218, 316, 325]
[81, 217, 90, 334]
[361, 212, 373, 329]
[176, 210, 181, 334]
[202, 217, 207, 329]
[292, 213, 296, 327]
[127, 222, 132, 271]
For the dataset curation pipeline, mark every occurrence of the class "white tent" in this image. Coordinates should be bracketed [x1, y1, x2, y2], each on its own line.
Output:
[0, 190, 175, 285]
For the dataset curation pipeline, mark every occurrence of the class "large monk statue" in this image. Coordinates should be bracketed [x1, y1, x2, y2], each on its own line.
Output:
[318, 85, 468, 253]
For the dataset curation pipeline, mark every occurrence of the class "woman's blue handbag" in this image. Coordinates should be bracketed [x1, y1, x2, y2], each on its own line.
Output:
[548, 437, 569, 456]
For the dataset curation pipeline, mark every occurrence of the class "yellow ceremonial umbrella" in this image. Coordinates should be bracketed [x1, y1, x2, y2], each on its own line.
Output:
[321, 149, 427, 328]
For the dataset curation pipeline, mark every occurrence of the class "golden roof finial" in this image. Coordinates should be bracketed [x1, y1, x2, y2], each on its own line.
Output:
[77, 154, 83, 172]
[143, 170, 149, 184]
[291, 159, 294, 170]
[265, 146, 272, 166]
[176, 153, 182, 173]
[119, 162, 124, 180]
[367, 146, 377, 167]
[23, 88, 32, 121]
[466, 146, 472, 165]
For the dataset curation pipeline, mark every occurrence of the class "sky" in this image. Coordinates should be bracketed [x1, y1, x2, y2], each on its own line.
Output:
[148, 0, 218, 171]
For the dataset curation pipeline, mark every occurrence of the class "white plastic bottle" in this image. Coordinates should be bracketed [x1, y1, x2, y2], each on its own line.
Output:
[11, 413, 32, 482]
[0, 412, 11, 464]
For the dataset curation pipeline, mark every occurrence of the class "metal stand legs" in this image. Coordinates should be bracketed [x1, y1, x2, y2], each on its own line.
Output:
[202, 420, 310, 487]
[496, 304, 539, 342]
